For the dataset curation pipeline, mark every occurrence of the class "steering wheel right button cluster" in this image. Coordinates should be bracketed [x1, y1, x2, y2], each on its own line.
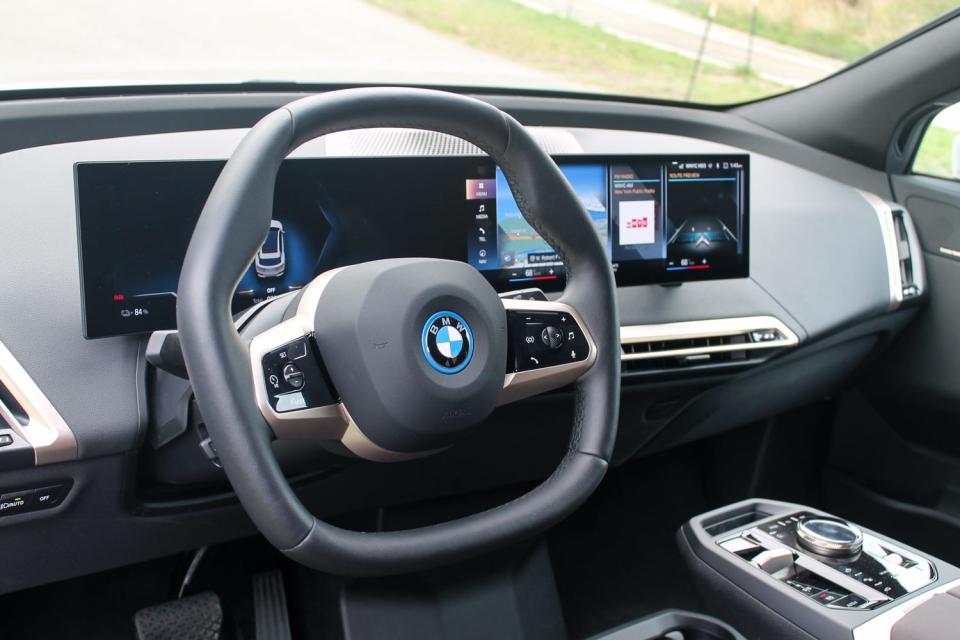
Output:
[510, 310, 590, 372]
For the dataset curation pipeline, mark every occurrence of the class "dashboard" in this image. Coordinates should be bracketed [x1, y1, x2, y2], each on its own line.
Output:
[0, 91, 927, 597]
[76, 154, 749, 338]
[0, 118, 915, 458]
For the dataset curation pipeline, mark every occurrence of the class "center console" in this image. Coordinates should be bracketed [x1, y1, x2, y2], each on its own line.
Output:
[679, 499, 960, 640]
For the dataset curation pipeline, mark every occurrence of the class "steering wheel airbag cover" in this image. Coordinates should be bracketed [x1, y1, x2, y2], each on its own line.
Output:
[176, 88, 620, 575]
[313, 258, 507, 453]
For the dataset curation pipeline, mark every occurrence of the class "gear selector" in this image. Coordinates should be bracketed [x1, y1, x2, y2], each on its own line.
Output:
[796, 518, 863, 557]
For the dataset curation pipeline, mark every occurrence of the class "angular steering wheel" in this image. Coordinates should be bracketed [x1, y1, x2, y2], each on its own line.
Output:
[177, 88, 620, 576]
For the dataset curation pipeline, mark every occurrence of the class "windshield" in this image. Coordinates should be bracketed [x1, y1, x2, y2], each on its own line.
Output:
[2, 0, 956, 104]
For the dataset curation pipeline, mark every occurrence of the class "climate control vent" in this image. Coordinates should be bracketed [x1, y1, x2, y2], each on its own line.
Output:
[859, 191, 925, 309]
[0, 341, 77, 467]
[890, 206, 921, 300]
[620, 317, 798, 375]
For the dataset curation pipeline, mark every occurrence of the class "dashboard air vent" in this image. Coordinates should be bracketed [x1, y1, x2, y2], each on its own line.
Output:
[0, 340, 77, 465]
[891, 206, 920, 299]
[620, 317, 798, 376]
[858, 191, 925, 309]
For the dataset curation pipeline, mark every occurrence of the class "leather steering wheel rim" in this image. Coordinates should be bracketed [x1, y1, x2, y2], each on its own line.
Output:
[177, 87, 620, 576]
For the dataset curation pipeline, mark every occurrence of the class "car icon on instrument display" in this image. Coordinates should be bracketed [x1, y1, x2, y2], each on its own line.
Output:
[255, 220, 285, 278]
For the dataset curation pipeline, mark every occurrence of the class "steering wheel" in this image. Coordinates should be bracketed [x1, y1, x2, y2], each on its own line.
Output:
[177, 88, 620, 576]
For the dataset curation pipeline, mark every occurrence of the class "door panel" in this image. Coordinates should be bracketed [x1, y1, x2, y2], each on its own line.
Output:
[884, 174, 960, 408]
[821, 174, 960, 561]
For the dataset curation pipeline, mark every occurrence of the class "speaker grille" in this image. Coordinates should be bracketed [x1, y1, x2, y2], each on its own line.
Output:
[323, 127, 582, 157]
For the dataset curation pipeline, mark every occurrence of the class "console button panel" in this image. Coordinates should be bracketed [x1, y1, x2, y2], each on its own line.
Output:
[0, 481, 71, 517]
[718, 511, 936, 610]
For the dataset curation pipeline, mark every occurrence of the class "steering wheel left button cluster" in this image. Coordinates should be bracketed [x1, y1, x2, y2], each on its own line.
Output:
[260, 337, 337, 413]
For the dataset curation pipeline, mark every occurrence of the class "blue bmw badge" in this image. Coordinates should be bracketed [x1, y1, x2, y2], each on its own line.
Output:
[421, 311, 474, 374]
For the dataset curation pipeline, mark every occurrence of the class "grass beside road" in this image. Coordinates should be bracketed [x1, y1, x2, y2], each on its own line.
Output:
[366, 0, 785, 104]
[656, 0, 958, 62]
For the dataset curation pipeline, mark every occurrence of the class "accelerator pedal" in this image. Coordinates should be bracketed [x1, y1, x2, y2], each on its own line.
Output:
[253, 570, 293, 640]
[134, 591, 222, 640]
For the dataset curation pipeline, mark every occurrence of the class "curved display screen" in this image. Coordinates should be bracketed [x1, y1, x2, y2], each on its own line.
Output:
[76, 154, 748, 338]
[466, 156, 749, 289]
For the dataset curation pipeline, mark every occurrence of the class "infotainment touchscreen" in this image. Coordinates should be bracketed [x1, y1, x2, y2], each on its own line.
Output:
[76, 154, 748, 338]
[465, 156, 749, 289]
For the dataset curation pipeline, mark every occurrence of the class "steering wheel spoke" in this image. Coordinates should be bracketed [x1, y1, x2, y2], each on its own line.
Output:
[500, 298, 597, 405]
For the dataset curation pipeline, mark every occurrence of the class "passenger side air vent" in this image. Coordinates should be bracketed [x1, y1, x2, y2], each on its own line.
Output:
[620, 317, 798, 376]
[858, 191, 925, 310]
[890, 206, 921, 300]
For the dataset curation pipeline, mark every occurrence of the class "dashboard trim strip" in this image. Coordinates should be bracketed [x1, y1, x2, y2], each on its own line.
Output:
[0, 340, 77, 465]
[858, 190, 904, 311]
[619, 316, 799, 361]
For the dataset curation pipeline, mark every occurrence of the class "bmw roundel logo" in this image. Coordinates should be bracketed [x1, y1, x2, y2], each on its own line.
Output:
[421, 311, 474, 374]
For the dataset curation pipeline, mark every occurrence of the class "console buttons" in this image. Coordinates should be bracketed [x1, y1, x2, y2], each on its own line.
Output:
[0, 482, 72, 517]
[786, 580, 822, 597]
[834, 595, 868, 609]
[282, 364, 305, 390]
[750, 329, 781, 342]
[813, 591, 845, 605]
[541, 326, 564, 350]
[0, 434, 11, 448]
[32, 485, 67, 509]
[725, 511, 933, 611]
[884, 553, 905, 567]
[0, 490, 34, 515]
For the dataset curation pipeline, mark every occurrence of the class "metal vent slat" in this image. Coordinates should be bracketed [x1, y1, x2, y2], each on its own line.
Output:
[619, 317, 799, 375]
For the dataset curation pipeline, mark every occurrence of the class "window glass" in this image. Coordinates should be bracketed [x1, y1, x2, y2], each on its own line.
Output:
[913, 103, 960, 180]
[0, 0, 956, 105]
